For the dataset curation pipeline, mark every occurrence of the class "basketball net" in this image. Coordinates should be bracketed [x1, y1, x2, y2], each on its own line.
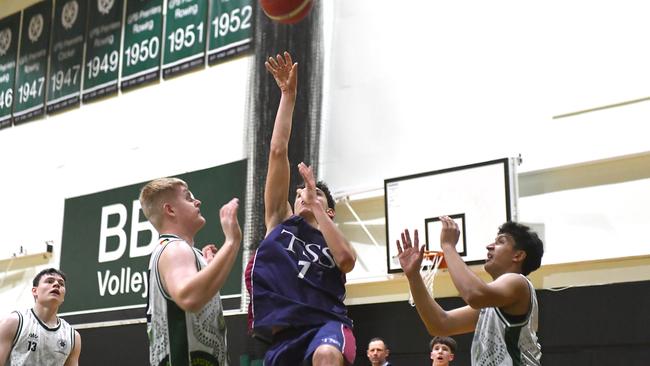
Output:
[408, 251, 446, 306]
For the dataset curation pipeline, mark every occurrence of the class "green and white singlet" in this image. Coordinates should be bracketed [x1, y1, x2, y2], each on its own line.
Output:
[9, 308, 75, 366]
[147, 235, 228, 366]
[471, 275, 541, 366]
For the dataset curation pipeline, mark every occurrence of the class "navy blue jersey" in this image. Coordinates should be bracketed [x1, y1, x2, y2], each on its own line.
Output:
[246, 216, 352, 336]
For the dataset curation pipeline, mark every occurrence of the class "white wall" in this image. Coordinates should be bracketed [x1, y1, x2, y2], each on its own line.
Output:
[322, 0, 650, 191]
[2, 0, 650, 311]
[0, 56, 251, 313]
[321, 0, 650, 278]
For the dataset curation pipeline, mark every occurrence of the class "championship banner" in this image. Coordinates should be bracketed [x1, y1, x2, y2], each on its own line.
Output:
[47, 0, 87, 114]
[0, 12, 20, 129]
[59, 159, 247, 316]
[207, 0, 253, 65]
[13, 1, 52, 124]
[162, 0, 208, 78]
[120, 0, 163, 91]
[82, 0, 124, 103]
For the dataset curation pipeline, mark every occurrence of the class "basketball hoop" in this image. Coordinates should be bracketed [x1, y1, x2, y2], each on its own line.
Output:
[408, 251, 447, 306]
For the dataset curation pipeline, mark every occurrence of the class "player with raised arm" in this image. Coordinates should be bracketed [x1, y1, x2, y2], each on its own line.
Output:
[397, 216, 543, 365]
[140, 177, 242, 366]
[246, 51, 357, 366]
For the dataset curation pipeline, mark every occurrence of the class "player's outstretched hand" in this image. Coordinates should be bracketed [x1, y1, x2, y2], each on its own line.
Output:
[439, 216, 460, 249]
[297, 162, 318, 206]
[220, 198, 242, 245]
[265, 51, 297, 95]
[202, 244, 218, 264]
[397, 229, 425, 277]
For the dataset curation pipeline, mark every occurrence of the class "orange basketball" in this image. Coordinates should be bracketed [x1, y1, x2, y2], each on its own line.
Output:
[260, 0, 313, 24]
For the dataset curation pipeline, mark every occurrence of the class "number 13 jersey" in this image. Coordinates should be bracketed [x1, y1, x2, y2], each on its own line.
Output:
[9, 308, 75, 366]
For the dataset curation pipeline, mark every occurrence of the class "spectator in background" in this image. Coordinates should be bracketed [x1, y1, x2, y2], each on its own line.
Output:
[367, 337, 392, 366]
[430, 336, 456, 366]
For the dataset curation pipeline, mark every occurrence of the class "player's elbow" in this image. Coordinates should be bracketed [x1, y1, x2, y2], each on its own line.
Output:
[269, 144, 288, 158]
[463, 290, 490, 309]
[174, 295, 205, 313]
[335, 251, 356, 273]
[423, 317, 454, 337]
[337, 257, 355, 273]
[180, 301, 203, 313]
[425, 326, 453, 337]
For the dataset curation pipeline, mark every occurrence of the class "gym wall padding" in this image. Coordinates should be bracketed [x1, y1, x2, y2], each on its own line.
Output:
[75, 280, 650, 365]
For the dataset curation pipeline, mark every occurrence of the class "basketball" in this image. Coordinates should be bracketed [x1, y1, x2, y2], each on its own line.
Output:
[260, 0, 313, 24]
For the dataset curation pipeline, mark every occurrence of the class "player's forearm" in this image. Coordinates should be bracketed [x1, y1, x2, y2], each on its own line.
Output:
[315, 211, 356, 273]
[180, 241, 241, 312]
[265, 92, 297, 220]
[442, 244, 489, 308]
[406, 272, 454, 335]
[269, 92, 296, 153]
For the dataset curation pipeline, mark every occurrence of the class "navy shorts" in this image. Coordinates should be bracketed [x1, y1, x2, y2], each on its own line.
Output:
[264, 321, 356, 366]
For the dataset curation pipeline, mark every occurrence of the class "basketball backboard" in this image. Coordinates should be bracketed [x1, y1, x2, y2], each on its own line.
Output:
[384, 158, 518, 273]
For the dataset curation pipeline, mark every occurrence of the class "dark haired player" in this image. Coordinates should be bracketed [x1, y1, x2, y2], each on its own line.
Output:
[0, 268, 81, 366]
[397, 217, 544, 365]
[246, 52, 357, 366]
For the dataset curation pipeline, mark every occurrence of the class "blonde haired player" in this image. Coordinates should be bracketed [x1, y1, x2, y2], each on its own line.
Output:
[141, 177, 241, 366]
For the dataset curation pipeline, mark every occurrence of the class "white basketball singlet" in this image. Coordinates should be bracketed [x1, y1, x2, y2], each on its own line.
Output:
[9, 308, 75, 366]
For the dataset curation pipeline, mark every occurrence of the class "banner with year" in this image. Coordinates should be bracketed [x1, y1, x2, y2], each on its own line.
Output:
[0, 12, 20, 129]
[47, 0, 87, 114]
[82, 0, 124, 103]
[121, 0, 163, 91]
[207, 0, 253, 65]
[162, 0, 208, 78]
[14, 0, 52, 124]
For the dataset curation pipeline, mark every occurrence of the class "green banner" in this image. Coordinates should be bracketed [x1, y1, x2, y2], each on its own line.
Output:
[0, 12, 20, 129]
[121, 0, 163, 91]
[207, 0, 253, 65]
[82, 0, 124, 103]
[162, 0, 208, 78]
[13, 1, 52, 124]
[47, 0, 87, 114]
[59, 160, 247, 316]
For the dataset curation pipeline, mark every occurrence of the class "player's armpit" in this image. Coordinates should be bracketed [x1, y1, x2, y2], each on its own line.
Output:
[64, 331, 81, 366]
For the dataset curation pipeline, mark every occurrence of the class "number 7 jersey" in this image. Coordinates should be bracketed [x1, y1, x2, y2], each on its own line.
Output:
[246, 216, 353, 336]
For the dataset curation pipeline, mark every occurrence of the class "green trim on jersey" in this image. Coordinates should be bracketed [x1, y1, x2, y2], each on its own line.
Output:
[505, 324, 524, 365]
[167, 298, 190, 365]
[70, 327, 75, 354]
[11, 311, 22, 347]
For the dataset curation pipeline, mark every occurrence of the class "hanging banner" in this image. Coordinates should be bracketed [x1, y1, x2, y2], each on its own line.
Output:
[59, 159, 247, 317]
[13, 1, 52, 124]
[120, 0, 163, 91]
[162, 0, 208, 78]
[207, 0, 253, 65]
[0, 12, 20, 129]
[82, 0, 124, 103]
[47, 0, 87, 114]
